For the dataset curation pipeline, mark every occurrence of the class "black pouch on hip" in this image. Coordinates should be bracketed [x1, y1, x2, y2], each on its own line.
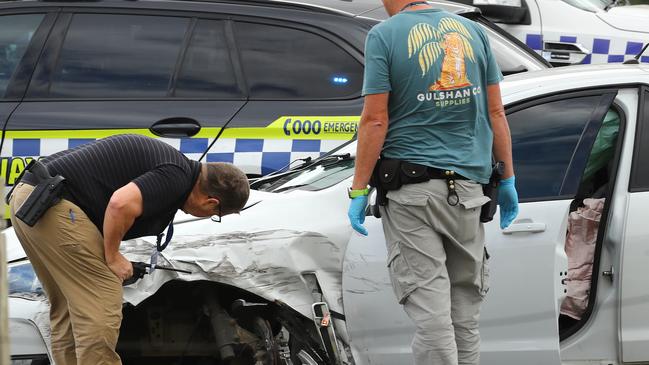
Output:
[480, 161, 504, 223]
[369, 158, 403, 218]
[378, 158, 402, 191]
[15, 162, 66, 227]
[400, 161, 430, 185]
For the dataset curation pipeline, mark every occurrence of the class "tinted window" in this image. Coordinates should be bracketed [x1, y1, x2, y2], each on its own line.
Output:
[50, 14, 189, 98]
[0, 14, 44, 98]
[631, 89, 649, 191]
[175, 20, 241, 98]
[508, 95, 602, 200]
[235, 22, 363, 100]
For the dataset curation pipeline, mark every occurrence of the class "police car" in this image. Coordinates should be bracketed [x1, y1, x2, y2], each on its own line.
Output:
[6, 63, 649, 365]
[457, 0, 649, 66]
[0, 0, 548, 201]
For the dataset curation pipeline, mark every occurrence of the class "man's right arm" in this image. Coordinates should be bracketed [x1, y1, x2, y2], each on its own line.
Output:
[103, 182, 143, 281]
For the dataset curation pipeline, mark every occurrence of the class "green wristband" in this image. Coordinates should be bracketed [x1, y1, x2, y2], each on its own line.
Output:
[348, 187, 369, 199]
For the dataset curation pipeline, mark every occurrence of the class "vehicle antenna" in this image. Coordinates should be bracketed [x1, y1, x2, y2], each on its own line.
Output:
[623, 43, 649, 64]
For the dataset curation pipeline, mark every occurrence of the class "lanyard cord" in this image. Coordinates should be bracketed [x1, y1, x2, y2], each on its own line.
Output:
[156, 220, 174, 252]
[400, 1, 431, 12]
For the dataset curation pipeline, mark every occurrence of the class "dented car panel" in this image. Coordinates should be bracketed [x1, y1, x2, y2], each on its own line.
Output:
[120, 230, 344, 319]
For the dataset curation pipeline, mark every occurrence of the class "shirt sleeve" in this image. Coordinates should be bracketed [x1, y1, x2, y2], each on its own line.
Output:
[362, 29, 392, 96]
[479, 28, 504, 85]
[132, 164, 191, 218]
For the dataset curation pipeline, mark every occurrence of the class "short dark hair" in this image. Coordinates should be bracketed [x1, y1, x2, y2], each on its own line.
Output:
[199, 162, 250, 215]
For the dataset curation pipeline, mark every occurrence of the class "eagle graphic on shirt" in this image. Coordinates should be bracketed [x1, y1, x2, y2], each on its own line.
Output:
[407, 18, 476, 91]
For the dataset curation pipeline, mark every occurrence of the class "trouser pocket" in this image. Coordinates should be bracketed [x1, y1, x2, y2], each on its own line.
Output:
[387, 241, 418, 304]
[480, 247, 490, 297]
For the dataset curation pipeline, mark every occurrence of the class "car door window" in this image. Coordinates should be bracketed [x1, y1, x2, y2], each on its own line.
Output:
[508, 94, 611, 201]
[0, 14, 44, 98]
[174, 20, 242, 99]
[234, 22, 363, 100]
[49, 14, 190, 98]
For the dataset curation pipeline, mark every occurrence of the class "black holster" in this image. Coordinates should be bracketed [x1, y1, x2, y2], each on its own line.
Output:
[479, 161, 505, 223]
[370, 159, 404, 218]
[12, 160, 66, 227]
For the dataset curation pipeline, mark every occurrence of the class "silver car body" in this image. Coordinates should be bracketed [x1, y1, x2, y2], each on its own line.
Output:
[7, 63, 649, 364]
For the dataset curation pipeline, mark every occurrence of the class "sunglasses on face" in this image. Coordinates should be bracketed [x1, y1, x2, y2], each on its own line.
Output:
[210, 196, 222, 223]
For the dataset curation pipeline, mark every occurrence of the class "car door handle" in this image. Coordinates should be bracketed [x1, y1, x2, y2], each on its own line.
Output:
[502, 221, 546, 234]
[150, 117, 201, 138]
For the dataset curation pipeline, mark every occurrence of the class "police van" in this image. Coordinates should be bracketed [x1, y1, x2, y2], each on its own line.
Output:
[0, 0, 548, 197]
[457, 0, 649, 66]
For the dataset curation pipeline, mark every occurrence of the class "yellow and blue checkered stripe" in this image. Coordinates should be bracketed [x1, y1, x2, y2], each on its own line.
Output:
[525, 34, 649, 64]
[1, 116, 360, 183]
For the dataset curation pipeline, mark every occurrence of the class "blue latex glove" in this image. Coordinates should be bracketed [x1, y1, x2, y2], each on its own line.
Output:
[498, 176, 519, 229]
[348, 195, 368, 236]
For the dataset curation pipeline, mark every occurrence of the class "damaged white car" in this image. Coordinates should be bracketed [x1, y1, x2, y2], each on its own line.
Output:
[8, 63, 649, 365]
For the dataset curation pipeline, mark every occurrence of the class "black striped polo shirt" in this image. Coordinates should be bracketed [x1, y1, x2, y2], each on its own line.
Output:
[43, 134, 201, 239]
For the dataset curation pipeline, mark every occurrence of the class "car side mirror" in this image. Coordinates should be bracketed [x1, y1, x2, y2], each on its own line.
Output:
[453, 0, 531, 25]
[478, 4, 531, 25]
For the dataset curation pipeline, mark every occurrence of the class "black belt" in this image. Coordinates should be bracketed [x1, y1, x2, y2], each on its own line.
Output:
[20, 171, 75, 203]
[421, 166, 469, 181]
[404, 164, 468, 206]
[373, 159, 469, 208]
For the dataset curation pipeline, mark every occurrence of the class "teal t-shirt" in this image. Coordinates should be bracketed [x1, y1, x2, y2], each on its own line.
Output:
[362, 9, 504, 184]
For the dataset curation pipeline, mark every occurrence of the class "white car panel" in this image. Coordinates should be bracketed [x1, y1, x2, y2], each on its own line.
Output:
[6, 65, 649, 364]
[8, 298, 50, 358]
[620, 200, 649, 360]
[596, 5, 649, 34]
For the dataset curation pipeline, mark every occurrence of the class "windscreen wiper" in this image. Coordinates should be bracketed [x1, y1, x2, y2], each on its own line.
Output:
[307, 153, 352, 168]
[251, 153, 353, 188]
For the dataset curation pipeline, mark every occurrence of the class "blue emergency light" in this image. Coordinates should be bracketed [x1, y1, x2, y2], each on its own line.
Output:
[332, 76, 349, 84]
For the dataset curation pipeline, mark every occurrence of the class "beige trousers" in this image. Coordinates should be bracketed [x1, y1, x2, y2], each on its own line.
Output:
[381, 179, 490, 365]
[10, 183, 123, 365]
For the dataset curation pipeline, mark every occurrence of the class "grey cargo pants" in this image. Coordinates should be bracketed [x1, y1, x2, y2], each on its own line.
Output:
[380, 179, 490, 365]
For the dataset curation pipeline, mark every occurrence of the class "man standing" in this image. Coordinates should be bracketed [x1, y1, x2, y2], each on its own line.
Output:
[347, 1, 519, 364]
[9, 134, 250, 365]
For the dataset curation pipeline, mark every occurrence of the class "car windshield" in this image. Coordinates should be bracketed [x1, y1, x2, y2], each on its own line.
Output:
[256, 156, 355, 193]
